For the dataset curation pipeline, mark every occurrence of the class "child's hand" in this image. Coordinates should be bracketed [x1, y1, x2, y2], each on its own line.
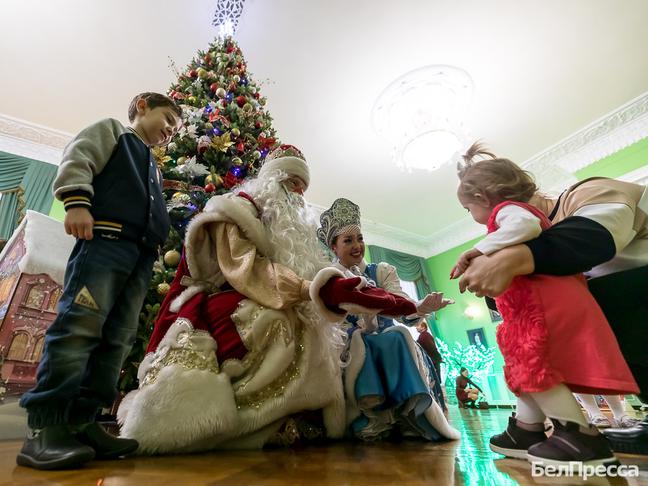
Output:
[64, 208, 94, 240]
[450, 249, 483, 279]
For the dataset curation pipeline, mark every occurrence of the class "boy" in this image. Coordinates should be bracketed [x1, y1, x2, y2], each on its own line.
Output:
[17, 92, 182, 470]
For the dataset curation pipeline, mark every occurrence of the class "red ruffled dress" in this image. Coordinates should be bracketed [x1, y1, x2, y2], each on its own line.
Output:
[489, 201, 638, 396]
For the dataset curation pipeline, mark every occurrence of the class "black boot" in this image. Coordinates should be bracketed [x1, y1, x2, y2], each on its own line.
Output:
[528, 419, 618, 468]
[16, 425, 95, 470]
[601, 417, 648, 454]
[75, 422, 138, 459]
[489, 414, 548, 459]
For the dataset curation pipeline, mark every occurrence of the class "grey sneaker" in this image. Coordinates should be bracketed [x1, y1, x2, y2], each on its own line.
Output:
[613, 415, 641, 429]
[527, 420, 618, 468]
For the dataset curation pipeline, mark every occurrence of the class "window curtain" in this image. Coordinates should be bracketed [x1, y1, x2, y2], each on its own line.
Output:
[0, 151, 58, 240]
[368, 244, 440, 335]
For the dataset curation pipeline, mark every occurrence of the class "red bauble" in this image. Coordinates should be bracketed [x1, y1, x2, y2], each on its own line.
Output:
[226, 45, 235, 53]
[222, 171, 240, 189]
[255, 121, 262, 129]
[236, 141, 245, 153]
[210, 83, 219, 92]
[204, 183, 216, 193]
[235, 95, 247, 107]
[254, 92, 260, 99]
[188, 69, 198, 78]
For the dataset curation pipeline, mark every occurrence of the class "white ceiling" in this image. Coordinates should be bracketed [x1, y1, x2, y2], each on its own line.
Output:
[2, 0, 648, 255]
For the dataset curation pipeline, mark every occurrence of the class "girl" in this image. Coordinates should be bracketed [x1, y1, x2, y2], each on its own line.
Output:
[451, 143, 638, 468]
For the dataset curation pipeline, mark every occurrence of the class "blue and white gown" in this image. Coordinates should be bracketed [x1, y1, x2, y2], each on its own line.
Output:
[337, 260, 459, 441]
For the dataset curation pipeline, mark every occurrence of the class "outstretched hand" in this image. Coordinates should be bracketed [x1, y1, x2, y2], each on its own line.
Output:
[417, 292, 454, 315]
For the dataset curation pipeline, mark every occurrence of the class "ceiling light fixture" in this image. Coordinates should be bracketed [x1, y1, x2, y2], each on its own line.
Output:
[372, 65, 473, 172]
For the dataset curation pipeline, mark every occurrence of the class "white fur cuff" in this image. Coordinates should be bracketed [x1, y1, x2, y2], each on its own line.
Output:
[309, 267, 348, 323]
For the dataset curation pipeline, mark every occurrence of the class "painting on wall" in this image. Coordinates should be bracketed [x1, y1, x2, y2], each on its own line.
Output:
[467, 327, 488, 348]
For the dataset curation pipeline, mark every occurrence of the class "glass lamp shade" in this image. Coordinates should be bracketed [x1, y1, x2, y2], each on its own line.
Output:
[372, 65, 473, 172]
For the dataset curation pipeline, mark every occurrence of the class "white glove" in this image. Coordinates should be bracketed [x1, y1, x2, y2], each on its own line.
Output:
[416, 292, 454, 316]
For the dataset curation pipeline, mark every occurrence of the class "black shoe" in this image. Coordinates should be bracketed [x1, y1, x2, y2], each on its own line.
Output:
[16, 425, 95, 470]
[75, 422, 139, 459]
[527, 420, 618, 468]
[601, 417, 648, 454]
[489, 414, 548, 459]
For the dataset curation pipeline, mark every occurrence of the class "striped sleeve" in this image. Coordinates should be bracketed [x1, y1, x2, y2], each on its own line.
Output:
[60, 189, 92, 211]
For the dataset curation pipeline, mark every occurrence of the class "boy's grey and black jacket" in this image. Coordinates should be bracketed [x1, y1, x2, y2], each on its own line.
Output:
[53, 118, 170, 250]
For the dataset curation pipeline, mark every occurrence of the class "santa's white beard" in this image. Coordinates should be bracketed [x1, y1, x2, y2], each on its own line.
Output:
[237, 172, 346, 359]
[237, 174, 329, 280]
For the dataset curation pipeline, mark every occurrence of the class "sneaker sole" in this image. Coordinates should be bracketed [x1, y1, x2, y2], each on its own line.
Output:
[16, 450, 95, 470]
[606, 437, 648, 455]
[526, 453, 619, 468]
[489, 443, 529, 460]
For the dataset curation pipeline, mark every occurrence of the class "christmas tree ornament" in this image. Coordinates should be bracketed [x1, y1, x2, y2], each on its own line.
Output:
[235, 95, 246, 107]
[231, 127, 240, 137]
[171, 192, 191, 205]
[210, 132, 234, 152]
[176, 156, 187, 166]
[210, 82, 219, 92]
[164, 249, 181, 267]
[157, 283, 171, 296]
[216, 87, 227, 98]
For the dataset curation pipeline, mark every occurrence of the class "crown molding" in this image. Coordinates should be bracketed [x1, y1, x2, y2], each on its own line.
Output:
[523, 91, 648, 191]
[0, 113, 71, 165]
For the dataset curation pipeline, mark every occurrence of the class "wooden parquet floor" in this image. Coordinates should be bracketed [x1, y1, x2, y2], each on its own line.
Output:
[1, 408, 647, 485]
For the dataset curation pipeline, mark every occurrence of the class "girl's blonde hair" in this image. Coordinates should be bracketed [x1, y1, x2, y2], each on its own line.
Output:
[457, 142, 538, 203]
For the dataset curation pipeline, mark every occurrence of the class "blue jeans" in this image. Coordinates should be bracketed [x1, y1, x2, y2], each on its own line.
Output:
[20, 237, 155, 428]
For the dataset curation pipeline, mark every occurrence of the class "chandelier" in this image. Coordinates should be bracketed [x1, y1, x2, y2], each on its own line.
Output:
[372, 65, 473, 172]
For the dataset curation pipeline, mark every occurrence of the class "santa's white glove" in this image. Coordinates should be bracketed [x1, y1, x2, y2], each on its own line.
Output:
[416, 292, 454, 316]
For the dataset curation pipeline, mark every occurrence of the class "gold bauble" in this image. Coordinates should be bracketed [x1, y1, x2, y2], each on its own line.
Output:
[171, 192, 191, 204]
[164, 249, 181, 267]
[157, 282, 171, 296]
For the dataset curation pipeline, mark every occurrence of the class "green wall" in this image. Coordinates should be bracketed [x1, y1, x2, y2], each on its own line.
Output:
[576, 136, 648, 180]
[49, 199, 65, 221]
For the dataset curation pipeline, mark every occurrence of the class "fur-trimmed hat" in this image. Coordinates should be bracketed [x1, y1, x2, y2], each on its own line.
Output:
[257, 144, 309, 188]
[317, 198, 362, 248]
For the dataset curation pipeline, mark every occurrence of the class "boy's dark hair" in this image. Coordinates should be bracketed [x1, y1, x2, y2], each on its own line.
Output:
[128, 92, 182, 122]
[460, 367, 468, 373]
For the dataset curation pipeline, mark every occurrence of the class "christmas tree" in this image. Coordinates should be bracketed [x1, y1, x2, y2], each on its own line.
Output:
[117, 36, 280, 392]
[436, 338, 495, 404]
